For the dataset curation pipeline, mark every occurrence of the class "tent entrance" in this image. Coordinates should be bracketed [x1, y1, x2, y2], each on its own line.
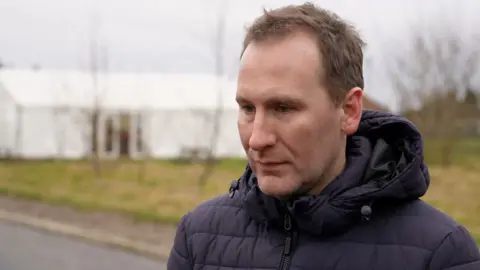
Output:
[96, 112, 145, 159]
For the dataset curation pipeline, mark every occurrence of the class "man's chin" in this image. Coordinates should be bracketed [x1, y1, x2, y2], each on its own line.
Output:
[257, 177, 300, 200]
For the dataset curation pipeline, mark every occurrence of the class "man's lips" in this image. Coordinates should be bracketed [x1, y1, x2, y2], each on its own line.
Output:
[255, 160, 288, 166]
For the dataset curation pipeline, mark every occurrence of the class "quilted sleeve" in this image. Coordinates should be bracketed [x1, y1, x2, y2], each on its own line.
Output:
[167, 213, 193, 270]
[427, 225, 480, 270]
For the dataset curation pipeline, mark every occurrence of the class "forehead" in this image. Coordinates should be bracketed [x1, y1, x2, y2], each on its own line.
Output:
[240, 31, 322, 75]
[236, 31, 326, 103]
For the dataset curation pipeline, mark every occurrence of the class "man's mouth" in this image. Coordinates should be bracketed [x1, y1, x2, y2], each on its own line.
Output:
[256, 160, 287, 167]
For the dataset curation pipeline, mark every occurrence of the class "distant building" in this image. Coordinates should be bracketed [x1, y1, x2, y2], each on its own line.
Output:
[0, 69, 242, 160]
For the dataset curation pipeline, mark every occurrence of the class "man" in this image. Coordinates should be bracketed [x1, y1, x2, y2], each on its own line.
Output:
[168, 2, 480, 270]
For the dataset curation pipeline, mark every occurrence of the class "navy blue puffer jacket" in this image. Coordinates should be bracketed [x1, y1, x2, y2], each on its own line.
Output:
[167, 110, 480, 270]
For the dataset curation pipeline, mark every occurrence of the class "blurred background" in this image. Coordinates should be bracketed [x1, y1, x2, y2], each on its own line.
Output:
[0, 0, 479, 268]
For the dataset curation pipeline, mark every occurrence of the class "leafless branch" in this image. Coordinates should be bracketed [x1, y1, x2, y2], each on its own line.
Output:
[388, 19, 480, 166]
[79, 11, 110, 180]
[175, 1, 233, 190]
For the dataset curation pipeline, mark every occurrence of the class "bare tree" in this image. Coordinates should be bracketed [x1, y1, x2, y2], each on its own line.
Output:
[174, 1, 234, 189]
[193, 0, 233, 191]
[387, 19, 480, 166]
[134, 112, 153, 183]
[82, 11, 109, 180]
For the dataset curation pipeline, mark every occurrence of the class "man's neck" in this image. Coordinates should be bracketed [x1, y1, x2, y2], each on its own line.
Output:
[308, 151, 347, 195]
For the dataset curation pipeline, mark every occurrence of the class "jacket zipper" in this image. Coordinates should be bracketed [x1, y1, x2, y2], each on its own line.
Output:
[278, 212, 295, 270]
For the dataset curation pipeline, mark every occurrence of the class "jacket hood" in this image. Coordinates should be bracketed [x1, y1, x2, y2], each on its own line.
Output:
[229, 110, 430, 237]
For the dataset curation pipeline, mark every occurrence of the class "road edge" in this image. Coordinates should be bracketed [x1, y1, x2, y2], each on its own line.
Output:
[0, 209, 171, 261]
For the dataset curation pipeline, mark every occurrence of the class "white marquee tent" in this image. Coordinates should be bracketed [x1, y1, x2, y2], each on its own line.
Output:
[0, 68, 245, 159]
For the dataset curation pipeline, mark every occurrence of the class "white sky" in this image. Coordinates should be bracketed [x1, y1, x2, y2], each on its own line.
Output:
[0, 0, 479, 110]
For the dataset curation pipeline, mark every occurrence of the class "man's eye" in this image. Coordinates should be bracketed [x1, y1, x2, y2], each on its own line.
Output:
[241, 105, 255, 113]
[276, 105, 290, 112]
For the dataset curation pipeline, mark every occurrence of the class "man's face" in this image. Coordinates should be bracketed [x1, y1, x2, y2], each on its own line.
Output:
[236, 31, 362, 198]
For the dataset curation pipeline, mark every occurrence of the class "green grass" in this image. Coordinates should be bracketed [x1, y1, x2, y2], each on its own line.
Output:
[0, 159, 247, 225]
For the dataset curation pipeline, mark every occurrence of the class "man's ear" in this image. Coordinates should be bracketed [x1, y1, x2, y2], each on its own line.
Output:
[341, 87, 363, 135]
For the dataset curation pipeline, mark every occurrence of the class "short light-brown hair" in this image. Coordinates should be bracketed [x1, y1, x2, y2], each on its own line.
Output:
[241, 2, 365, 105]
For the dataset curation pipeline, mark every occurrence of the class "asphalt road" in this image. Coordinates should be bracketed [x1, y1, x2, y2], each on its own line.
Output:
[0, 220, 167, 270]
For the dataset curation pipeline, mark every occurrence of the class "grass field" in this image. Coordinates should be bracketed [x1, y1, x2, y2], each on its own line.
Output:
[0, 140, 479, 245]
[0, 159, 246, 224]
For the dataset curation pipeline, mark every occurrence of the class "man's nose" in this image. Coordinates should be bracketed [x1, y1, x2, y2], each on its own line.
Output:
[249, 118, 276, 151]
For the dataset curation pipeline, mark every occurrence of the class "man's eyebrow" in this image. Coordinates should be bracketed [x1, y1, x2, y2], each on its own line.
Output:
[235, 96, 249, 104]
[266, 96, 305, 106]
[235, 95, 305, 106]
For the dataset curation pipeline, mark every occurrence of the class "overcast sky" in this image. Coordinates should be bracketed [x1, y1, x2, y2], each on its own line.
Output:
[1, 0, 479, 110]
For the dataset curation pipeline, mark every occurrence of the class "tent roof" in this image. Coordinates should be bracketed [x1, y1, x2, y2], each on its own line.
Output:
[0, 69, 238, 110]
